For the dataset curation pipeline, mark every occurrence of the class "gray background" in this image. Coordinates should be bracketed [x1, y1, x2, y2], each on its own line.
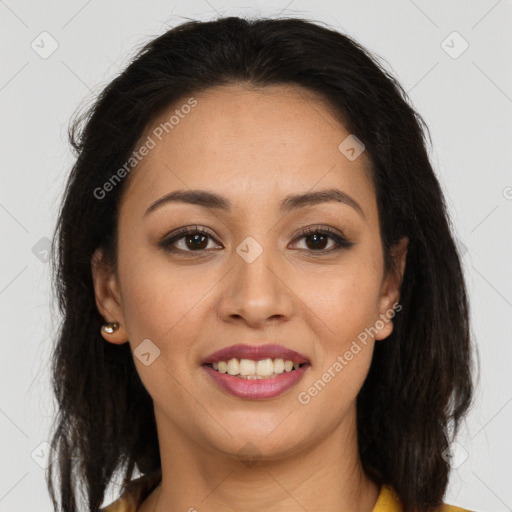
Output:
[1, 0, 511, 510]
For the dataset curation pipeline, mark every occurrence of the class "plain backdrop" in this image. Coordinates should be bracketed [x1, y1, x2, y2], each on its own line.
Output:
[1, 1, 511, 511]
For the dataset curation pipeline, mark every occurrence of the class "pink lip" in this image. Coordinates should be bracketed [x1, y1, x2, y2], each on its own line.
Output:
[202, 363, 310, 400]
[202, 344, 310, 365]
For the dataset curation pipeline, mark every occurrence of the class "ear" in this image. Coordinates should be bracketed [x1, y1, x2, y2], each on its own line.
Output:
[374, 236, 409, 341]
[91, 248, 129, 344]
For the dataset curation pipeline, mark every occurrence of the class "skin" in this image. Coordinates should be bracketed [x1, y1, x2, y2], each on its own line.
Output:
[92, 83, 408, 512]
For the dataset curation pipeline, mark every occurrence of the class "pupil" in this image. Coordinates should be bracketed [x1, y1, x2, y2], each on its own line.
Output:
[187, 233, 207, 250]
[307, 233, 326, 250]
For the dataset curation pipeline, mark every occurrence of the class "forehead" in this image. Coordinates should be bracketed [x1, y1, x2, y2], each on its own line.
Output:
[120, 83, 376, 218]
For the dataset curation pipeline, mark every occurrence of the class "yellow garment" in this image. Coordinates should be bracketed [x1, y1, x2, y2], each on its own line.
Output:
[100, 467, 473, 512]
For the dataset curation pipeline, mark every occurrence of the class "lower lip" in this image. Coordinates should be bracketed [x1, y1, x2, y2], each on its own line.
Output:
[202, 364, 310, 400]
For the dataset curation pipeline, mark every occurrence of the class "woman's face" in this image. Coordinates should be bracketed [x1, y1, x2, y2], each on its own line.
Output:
[92, 83, 407, 461]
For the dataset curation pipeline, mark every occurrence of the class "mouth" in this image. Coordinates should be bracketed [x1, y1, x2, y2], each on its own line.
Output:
[201, 344, 310, 399]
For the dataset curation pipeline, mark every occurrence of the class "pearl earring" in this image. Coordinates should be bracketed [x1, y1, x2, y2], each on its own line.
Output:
[102, 321, 120, 334]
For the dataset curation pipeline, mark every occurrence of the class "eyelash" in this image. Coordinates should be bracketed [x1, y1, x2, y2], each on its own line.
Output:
[159, 225, 355, 256]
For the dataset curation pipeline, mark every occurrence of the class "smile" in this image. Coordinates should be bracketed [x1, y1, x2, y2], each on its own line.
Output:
[202, 343, 311, 399]
[206, 357, 305, 379]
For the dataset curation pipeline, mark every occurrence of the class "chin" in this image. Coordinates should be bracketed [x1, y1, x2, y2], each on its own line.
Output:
[198, 422, 310, 463]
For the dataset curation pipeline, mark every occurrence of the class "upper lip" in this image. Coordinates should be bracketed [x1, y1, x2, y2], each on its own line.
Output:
[202, 344, 310, 365]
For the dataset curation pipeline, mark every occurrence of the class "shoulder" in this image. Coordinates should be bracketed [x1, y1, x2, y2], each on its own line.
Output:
[99, 468, 162, 512]
[438, 506, 475, 512]
[374, 485, 476, 512]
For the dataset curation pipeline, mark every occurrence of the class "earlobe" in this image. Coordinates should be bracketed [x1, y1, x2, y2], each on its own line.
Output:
[91, 248, 129, 344]
[100, 320, 128, 344]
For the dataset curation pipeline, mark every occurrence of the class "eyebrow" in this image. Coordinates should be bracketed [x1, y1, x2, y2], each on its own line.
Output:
[144, 188, 366, 219]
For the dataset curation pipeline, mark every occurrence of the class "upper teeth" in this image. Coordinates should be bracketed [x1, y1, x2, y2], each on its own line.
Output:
[212, 358, 301, 378]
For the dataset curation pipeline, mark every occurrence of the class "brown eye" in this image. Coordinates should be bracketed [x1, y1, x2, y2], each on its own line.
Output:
[292, 226, 354, 254]
[302, 232, 331, 251]
[159, 226, 221, 254]
[182, 232, 209, 250]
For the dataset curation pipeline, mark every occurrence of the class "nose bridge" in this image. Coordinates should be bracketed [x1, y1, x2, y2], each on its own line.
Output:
[219, 232, 293, 324]
[236, 234, 281, 298]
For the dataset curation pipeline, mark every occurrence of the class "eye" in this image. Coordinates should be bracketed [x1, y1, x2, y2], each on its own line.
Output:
[291, 226, 355, 254]
[159, 224, 355, 256]
[159, 225, 221, 255]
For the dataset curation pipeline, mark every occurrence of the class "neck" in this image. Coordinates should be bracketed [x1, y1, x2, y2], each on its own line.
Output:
[142, 405, 380, 512]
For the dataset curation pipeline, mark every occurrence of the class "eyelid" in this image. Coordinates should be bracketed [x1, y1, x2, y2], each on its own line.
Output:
[293, 224, 349, 241]
[160, 224, 220, 244]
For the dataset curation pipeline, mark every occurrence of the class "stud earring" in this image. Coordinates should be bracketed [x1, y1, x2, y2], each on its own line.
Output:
[102, 321, 120, 334]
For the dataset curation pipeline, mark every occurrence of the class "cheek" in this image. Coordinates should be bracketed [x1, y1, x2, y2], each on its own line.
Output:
[297, 276, 380, 416]
[117, 259, 210, 404]
[306, 262, 383, 346]
[117, 249, 214, 358]
[298, 250, 383, 404]
[295, 346, 373, 434]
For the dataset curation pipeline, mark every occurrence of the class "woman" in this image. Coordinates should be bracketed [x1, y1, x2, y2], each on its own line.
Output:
[47, 15, 475, 512]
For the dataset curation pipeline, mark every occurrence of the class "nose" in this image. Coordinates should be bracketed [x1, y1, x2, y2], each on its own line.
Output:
[216, 242, 295, 329]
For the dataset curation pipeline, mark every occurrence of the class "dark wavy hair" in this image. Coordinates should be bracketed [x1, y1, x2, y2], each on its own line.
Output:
[47, 15, 475, 512]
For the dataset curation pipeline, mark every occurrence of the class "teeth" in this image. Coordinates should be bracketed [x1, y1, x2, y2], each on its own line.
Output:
[256, 358, 274, 376]
[227, 358, 240, 375]
[209, 357, 304, 378]
[240, 358, 256, 376]
[273, 358, 285, 373]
